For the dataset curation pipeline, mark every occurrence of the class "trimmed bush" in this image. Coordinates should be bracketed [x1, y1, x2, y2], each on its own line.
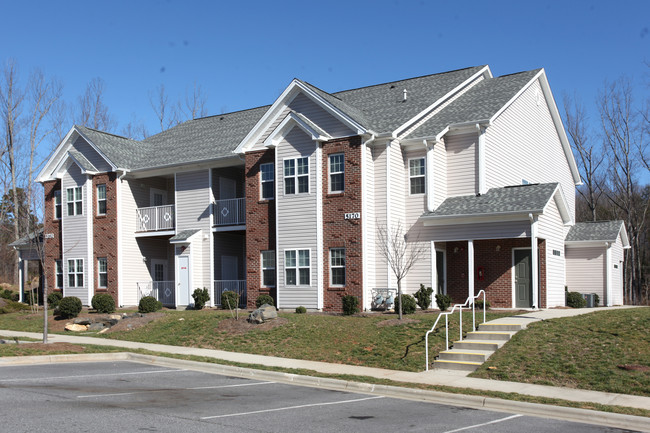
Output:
[57, 296, 82, 319]
[256, 294, 275, 308]
[474, 299, 491, 310]
[435, 293, 452, 311]
[341, 294, 359, 315]
[395, 294, 417, 315]
[1, 289, 19, 302]
[139, 296, 162, 313]
[566, 291, 586, 308]
[221, 290, 239, 310]
[192, 288, 210, 310]
[413, 284, 433, 311]
[91, 293, 115, 313]
[295, 306, 307, 314]
[594, 294, 600, 307]
[47, 291, 63, 308]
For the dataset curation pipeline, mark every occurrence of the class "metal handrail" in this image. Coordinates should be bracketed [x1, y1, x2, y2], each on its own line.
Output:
[424, 290, 486, 371]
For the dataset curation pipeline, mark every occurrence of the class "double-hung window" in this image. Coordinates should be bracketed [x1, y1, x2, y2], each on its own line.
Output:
[330, 248, 345, 286]
[97, 184, 107, 215]
[67, 259, 84, 287]
[55, 260, 63, 288]
[261, 251, 275, 287]
[409, 158, 425, 195]
[329, 153, 344, 193]
[98, 258, 108, 288]
[284, 157, 309, 194]
[67, 187, 83, 216]
[54, 190, 62, 219]
[285, 249, 310, 285]
[260, 163, 274, 200]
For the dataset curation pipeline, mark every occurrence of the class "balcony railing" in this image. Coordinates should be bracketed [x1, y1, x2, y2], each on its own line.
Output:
[213, 280, 247, 308]
[136, 205, 175, 232]
[137, 280, 175, 306]
[213, 198, 246, 226]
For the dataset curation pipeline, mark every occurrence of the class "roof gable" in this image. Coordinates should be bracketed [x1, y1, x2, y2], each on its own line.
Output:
[566, 220, 630, 247]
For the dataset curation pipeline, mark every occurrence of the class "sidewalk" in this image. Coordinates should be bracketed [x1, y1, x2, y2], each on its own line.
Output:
[1, 306, 648, 412]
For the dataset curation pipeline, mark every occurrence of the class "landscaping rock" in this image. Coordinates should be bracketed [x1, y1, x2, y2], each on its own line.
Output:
[73, 318, 92, 325]
[65, 323, 88, 332]
[109, 314, 122, 321]
[248, 303, 277, 324]
[88, 322, 105, 331]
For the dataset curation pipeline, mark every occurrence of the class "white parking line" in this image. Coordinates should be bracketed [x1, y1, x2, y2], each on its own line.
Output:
[0, 369, 187, 383]
[442, 414, 523, 432]
[201, 395, 385, 420]
[77, 381, 275, 398]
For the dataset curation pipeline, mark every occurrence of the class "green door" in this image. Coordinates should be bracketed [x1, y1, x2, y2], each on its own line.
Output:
[514, 249, 532, 308]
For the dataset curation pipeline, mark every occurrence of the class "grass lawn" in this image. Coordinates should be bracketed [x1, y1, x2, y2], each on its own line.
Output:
[471, 307, 650, 397]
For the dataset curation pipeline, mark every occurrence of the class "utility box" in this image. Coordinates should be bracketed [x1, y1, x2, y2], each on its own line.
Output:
[583, 293, 596, 308]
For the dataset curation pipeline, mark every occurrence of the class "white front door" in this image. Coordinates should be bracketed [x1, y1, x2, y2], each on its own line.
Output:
[177, 255, 190, 305]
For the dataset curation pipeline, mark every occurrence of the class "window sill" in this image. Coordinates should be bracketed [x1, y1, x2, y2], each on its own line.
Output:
[325, 192, 345, 198]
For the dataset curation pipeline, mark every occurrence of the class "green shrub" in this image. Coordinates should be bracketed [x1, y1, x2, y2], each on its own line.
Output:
[47, 291, 63, 308]
[192, 288, 210, 310]
[24, 288, 39, 305]
[413, 284, 433, 310]
[57, 296, 82, 319]
[91, 293, 115, 313]
[295, 306, 307, 314]
[1, 289, 19, 302]
[341, 294, 359, 315]
[221, 290, 239, 310]
[395, 294, 416, 315]
[256, 294, 275, 308]
[435, 293, 452, 311]
[594, 294, 600, 307]
[474, 299, 491, 310]
[566, 291, 586, 308]
[139, 296, 162, 313]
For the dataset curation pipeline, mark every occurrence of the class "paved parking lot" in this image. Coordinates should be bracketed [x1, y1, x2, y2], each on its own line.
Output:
[0, 361, 639, 432]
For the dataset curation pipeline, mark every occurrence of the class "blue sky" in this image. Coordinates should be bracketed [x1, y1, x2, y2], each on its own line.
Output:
[1, 0, 648, 160]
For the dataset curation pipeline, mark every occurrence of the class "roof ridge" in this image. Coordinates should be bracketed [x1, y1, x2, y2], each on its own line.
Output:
[77, 125, 136, 141]
[494, 68, 542, 79]
[192, 104, 271, 122]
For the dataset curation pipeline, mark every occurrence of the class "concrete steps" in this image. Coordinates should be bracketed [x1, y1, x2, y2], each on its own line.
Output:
[432, 322, 522, 372]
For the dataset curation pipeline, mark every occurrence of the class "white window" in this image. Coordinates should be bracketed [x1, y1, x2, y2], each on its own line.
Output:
[54, 190, 62, 219]
[409, 158, 425, 195]
[97, 184, 106, 215]
[55, 260, 63, 288]
[261, 251, 275, 287]
[67, 259, 84, 287]
[98, 258, 108, 288]
[260, 163, 274, 200]
[284, 157, 309, 194]
[285, 249, 310, 285]
[330, 248, 345, 286]
[329, 153, 344, 193]
[67, 187, 83, 216]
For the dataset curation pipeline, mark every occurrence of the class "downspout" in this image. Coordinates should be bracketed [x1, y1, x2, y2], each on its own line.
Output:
[116, 169, 128, 307]
[476, 124, 487, 195]
[424, 139, 435, 212]
[361, 134, 375, 311]
[529, 213, 539, 309]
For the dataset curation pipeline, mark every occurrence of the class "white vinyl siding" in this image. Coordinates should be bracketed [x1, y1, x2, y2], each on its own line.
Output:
[288, 92, 354, 138]
[372, 145, 389, 288]
[363, 144, 376, 306]
[565, 246, 605, 301]
[445, 132, 477, 197]
[432, 140, 447, 208]
[537, 197, 567, 307]
[485, 79, 576, 219]
[425, 220, 531, 242]
[62, 163, 89, 304]
[610, 235, 624, 305]
[71, 135, 112, 172]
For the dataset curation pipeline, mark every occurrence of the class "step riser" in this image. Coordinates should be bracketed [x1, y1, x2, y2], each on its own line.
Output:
[479, 324, 522, 332]
[439, 353, 486, 362]
[453, 341, 499, 351]
[433, 361, 479, 372]
[466, 332, 511, 341]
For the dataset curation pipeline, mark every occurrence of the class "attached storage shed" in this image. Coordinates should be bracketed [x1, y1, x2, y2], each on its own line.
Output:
[565, 221, 629, 306]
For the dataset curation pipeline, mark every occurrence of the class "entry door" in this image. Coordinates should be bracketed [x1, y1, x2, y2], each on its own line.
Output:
[436, 251, 446, 295]
[177, 255, 190, 305]
[514, 249, 532, 308]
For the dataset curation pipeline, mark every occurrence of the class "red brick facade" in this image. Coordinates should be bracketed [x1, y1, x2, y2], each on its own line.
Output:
[43, 180, 62, 295]
[244, 149, 276, 309]
[92, 173, 118, 304]
[321, 136, 363, 311]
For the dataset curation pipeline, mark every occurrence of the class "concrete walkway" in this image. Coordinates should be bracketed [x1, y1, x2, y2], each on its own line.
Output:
[1, 306, 648, 414]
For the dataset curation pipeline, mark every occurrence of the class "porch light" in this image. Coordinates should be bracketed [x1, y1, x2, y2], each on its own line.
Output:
[496, 245, 501, 251]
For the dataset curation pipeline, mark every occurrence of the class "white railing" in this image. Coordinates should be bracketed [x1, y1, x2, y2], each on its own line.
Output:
[136, 205, 175, 232]
[213, 280, 247, 307]
[137, 280, 175, 306]
[424, 290, 486, 371]
[213, 198, 246, 226]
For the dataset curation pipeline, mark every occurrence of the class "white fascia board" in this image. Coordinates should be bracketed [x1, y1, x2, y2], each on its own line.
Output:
[127, 155, 242, 179]
[565, 240, 609, 248]
[37, 127, 77, 182]
[423, 211, 537, 226]
[542, 183, 572, 224]
[264, 112, 331, 148]
[618, 223, 631, 248]
[295, 81, 367, 135]
[74, 127, 118, 171]
[393, 66, 492, 137]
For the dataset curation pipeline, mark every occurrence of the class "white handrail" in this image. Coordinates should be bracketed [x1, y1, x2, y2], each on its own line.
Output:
[424, 290, 486, 371]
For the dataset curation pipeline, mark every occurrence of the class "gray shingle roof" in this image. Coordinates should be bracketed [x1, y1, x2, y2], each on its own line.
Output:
[68, 149, 98, 172]
[170, 229, 201, 242]
[565, 221, 625, 242]
[9, 229, 43, 248]
[426, 183, 558, 218]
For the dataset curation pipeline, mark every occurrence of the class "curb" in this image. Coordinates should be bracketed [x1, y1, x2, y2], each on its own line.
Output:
[0, 352, 647, 432]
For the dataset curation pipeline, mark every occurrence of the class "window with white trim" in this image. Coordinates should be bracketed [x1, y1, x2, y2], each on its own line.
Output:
[260, 163, 274, 200]
[98, 257, 108, 288]
[409, 158, 425, 194]
[54, 190, 62, 219]
[330, 248, 345, 286]
[67, 259, 84, 287]
[329, 153, 344, 193]
[97, 184, 107, 215]
[67, 186, 83, 216]
[285, 249, 310, 285]
[261, 250, 275, 287]
[55, 260, 63, 288]
[284, 157, 309, 194]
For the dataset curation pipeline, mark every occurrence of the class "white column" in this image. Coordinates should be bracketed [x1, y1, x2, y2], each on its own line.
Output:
[18, 255, 24, 303]
[605, 242, 612, 306]
[426, 141, 435, 212]
[530, 217, 539, 309]
[468, 240, 474, 301]
[430, 241, 437, 300]
[477, 125, 487, 195]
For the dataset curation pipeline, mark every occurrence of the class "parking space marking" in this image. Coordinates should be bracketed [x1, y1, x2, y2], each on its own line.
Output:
[442, 414, 523, 432]
[77, 381, 275, 399]
[200, 395, 385, 420]
[0, 368, 187, 383]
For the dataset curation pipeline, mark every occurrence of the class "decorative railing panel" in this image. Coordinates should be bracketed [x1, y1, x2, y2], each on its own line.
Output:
[136, 205, 175, 232]
[213, 198, 246, 226]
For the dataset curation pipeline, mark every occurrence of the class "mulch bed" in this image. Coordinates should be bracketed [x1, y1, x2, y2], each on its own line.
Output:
[617, 364, 650, 372]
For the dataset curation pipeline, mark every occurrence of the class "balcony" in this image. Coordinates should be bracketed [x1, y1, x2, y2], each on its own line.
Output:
[213, 198, 246, 227]
[137, 280, 175, 306]
[213, 280, 247, 308]
[136, 205, 175, 232]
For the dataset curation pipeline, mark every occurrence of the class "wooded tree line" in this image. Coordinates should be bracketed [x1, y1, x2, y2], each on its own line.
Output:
[0, 58, 209, 285]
